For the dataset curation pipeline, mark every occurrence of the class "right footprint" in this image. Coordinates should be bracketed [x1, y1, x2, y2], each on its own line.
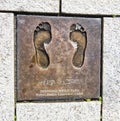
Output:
[70, 23, 87, 68]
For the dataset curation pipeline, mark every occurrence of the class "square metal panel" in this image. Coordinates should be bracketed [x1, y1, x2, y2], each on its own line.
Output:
[16, 15, 101, 101]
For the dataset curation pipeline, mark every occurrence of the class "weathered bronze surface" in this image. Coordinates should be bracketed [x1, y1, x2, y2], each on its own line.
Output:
[17, 15, 101, 101]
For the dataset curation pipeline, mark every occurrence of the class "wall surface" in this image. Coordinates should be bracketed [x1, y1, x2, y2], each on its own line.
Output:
[0, 0, 120, 121]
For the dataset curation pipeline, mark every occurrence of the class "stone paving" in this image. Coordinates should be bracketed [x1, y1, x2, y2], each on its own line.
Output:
[0, 13, 14, 121]
[0, 0, 120, 121]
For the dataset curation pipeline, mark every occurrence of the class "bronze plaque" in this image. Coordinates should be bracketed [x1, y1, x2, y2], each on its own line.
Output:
[16, 15, 101, 101]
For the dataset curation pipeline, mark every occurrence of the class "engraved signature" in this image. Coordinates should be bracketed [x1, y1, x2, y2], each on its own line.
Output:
[38, 78, 81, 86]
[38, 79, 56, 86]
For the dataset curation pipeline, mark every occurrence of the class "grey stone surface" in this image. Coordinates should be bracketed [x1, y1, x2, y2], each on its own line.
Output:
[103, 18, 120, 121]
[0, 13, 14, 121]
[17, 102, 101, 121]
[62, 0, 120, 15]
[0, 0, 59, 13]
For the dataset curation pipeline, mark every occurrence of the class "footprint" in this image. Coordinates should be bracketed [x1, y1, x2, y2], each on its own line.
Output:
[70, 23, 87, 67]
[33, 22, 52, 68]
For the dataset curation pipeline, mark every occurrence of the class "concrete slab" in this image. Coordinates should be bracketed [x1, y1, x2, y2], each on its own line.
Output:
[62, 0, 120, 15]
[0, 0, 59, 13]
[103, 18, 120, 121]
[0, 13, 14, 121]
[17, 102, 101, 121]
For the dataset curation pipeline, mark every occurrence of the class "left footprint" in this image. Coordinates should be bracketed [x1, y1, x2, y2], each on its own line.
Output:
[33, 22, 52, 68]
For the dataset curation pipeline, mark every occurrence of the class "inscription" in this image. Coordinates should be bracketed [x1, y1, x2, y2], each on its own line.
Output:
[38, 79, 82, 86]
[38, 80, 56, 86]
[36, 89, 83, 97]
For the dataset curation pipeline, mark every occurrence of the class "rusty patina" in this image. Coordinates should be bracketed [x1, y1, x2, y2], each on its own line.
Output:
[17, 15, 101, 101]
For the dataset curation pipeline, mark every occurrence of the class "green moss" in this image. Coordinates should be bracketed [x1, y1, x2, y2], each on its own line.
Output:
[14, 115, 16, 121]
[86, 99, 91, 102]
[112, 15, 117, 18]
[99, 97, 102, 102]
